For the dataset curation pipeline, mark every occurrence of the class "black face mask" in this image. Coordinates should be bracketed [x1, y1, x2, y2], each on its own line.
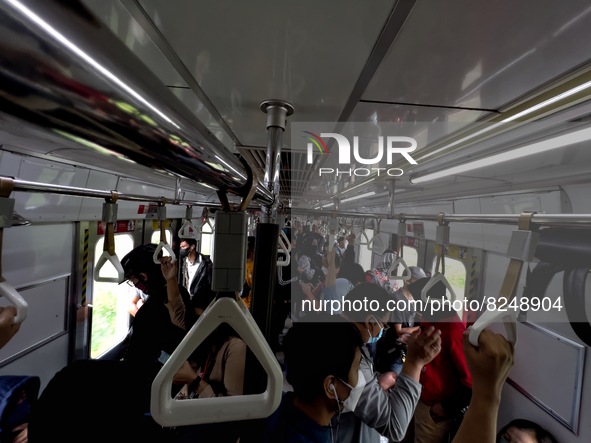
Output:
[133, 275, 149, 294]
[179, 248, 190, 258]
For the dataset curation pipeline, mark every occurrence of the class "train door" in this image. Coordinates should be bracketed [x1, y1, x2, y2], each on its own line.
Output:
[359, 227, 374, 271]
[87, 220, 143, 359]
[424, 240, 470, 320]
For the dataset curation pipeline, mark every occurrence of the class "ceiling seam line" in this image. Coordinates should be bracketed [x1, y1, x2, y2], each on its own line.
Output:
[358, 99, 500, 113]
[120, 0, 243, 148]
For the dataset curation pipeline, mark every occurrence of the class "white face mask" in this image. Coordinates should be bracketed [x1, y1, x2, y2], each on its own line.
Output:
[342, 370, 366, 413]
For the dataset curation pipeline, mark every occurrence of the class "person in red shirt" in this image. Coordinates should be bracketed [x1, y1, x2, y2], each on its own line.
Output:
[408, 278, 472, 443]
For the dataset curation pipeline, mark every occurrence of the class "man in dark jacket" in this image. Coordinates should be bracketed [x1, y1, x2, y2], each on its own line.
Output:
[179, 238, 216, 316]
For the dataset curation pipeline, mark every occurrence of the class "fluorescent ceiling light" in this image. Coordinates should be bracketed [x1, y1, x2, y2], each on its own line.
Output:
[322, 202, 334, 208]
[411, 126, 591, 184]
[341, 177, 376, 195]
[341, 191, 376, 203]
[8, 0, 179, 129]
[502, 79, 591, 123]
[422, 78, 591, 161]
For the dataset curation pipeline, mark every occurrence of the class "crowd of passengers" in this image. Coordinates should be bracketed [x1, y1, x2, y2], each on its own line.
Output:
[0, 222, 558, 443]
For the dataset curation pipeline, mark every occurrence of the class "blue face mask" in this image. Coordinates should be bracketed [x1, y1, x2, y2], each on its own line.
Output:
[366, 318, 384, 344]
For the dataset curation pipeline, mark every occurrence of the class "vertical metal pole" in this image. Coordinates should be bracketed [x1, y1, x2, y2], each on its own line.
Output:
[253, 99, 294, 328]
[242, 101, 294, 443]
[242, 223, 279, 443]
[260, 100, 294, 223]
[388, 179, 397, 218]
[388, 180, 397, 251]
[250, 223, 279, 340]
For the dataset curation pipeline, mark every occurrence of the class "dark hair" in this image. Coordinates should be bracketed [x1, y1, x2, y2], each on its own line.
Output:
[344, 282, 391, 323]
[497, 419, 558, 443]
[284, 316, 362, 403]
[181, 238, 197, 248]
[407, 277, 446, 300]
[407, 277, 452, 320]
[339, 262, 365, 285]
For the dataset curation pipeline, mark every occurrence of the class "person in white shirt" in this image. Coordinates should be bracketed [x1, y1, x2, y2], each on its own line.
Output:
[179, 238, 215, 317]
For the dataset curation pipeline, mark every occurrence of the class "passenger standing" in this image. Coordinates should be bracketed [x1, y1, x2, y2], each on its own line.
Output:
[450, 329, 514, 443]
[322, 248, 353, 309]
[264, 316, 364, 443]
[371, 249, 397, 294]
[375, 266, 426, 374]
[173, 322, 247, 443]
[336, 236, 347, 259]
[271, 230, 293, 352]
[179, 238, 216, 316]
[119, 244, 188, 366]
[127, 285, 149, 317]
[334, 283, 442, 443]
[340, 233, 357, 271]
[241, 236, 255, 309]
[409, 277, 472, 443]
[293, 242, 325, 320]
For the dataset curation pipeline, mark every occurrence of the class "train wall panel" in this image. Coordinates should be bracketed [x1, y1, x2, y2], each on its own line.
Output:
[481, 252, 527, 308]
[563, 183, 591, 213]
[540, 189, 569, 213]
[380, 219, 397, 234]
[0, 278, 68, 364]
[499, 342, 591, 442]
[3, 223, 74, 286]
[13, 155, 88, 222]
[0, 149, 22, 177]
[0, 335, 69, 393]
[78, 170, 120, 220]
[116, 177, 184, 220]
[498, 326, 591, 443]
[450, 198, 484, 249]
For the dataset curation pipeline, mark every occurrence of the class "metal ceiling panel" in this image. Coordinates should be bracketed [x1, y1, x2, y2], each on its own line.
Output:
[82, 0, 241, 152]
[347, 101, 491, 149]
[348, 101, 491, 125]
[363, 0, 591, 110]
[81, 0, 187, 87]
[170, 87, 236, 152]
[137, 0, 397, 147]
[48, 0, 591, 207]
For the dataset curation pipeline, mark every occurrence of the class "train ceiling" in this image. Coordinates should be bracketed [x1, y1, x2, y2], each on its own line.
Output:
[8, 0, 591, 211]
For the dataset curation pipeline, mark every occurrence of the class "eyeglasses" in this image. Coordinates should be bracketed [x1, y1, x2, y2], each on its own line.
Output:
[125, 276, 139, 287]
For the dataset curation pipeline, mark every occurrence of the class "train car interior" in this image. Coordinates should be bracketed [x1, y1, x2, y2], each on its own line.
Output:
[1, 0, 591, 442]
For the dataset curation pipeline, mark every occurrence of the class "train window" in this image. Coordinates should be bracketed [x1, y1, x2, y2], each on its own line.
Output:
[401, 246, 418, 267]
[390, 246, 419, 277]
[91, 234, 134, 358]
[150, 229, 172, 247]
[200, 221, 215, 258]
[358, 228, 374, 271]
[431, 255, 467, 315]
